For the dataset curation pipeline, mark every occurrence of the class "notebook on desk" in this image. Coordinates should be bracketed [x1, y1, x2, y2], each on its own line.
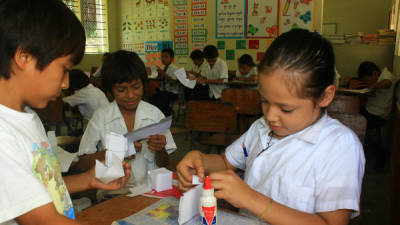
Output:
[111, 197, 257, 225]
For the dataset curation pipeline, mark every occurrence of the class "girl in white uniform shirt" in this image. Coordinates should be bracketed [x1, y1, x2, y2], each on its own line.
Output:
[76, 50, 176, 199]
[235, 54, 258, 82]
[177, 29, 365, 225]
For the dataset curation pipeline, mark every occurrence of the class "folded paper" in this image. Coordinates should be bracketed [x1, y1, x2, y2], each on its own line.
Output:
[175, 68, 196, 89]
[178, 184, 202, 225]
[147, 167, 173, 192]
[95, 151, 125, 184]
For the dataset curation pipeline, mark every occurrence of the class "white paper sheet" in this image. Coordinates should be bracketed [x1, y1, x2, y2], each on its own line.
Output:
[149, 65, 159, 78]
[95, 151, 125, 184]
[105, 132, 129, 160]
[192, 175, 201, 185]
[174, 68, 196, 89]
[124, 116, 172, 156]
[178, 184, 203, 225]
[47, 131, 77, 172]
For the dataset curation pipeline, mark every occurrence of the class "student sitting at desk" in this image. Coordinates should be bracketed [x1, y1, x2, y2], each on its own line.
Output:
[76, 50, 176, 200]
[195, 45, 228, 100]
[63, 69, 109, 121]
[186, 49, 209, 100]
[149, 48, 179, 116]
[0, 1, 131, 224]
[177, 29, 364, 224]
[357, 61, 394, 170]
[234, 54, 258, 82]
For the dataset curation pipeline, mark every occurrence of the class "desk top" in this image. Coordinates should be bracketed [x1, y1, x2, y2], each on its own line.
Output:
[76, 195, 160, 225]
[336, 87, 371, 95]
[228, 80, 258, 87]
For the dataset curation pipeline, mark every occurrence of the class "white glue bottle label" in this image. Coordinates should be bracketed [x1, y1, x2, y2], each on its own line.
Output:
[200, 176, 217, 225]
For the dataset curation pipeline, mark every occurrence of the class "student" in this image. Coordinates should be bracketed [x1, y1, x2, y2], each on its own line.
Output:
[0, 1, 131, 225]
[196, 45, 228, 100]
[186, 49, 209, 100]
[177, 29, 365, 224]
[235, 54, 258, 81]
[63, 69, 109, 121]
[77, 50, 176, 199]
[149, 48, 179, 116]
[357, 61, 394, 170]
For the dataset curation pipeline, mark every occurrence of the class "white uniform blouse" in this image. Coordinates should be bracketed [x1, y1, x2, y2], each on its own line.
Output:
[201, 58, 228, 99]
[225, 113, 365, 219]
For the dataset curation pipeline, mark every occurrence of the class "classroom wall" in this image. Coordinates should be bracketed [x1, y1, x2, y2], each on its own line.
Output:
[324, 0, 393, 34]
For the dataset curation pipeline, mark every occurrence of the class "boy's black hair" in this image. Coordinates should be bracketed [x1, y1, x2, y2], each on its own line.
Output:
[358, 61, 381, 79]
[238, 54, 256, 67]
[258, 29, 335, 101]
[68, 69, 89, 91]
[0, 0, 85, 79]
[190, 49, 204, 60]
[101, 50, 148, 94]
[161, 48, 174, 58]
[203, 45, 219, 59]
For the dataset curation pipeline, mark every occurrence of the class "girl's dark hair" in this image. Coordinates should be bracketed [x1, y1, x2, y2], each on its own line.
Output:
[190, 49, 204, 60]
[238, 54, 256, 67]
[258, 29, 335, 101]
[203, 45, 219, 59]
[101, 50, 148, 95]
[0, 0, 85, 79]
[358, 61, 381, 79]
[162, 48, 174, 58]
[68, 69, 89, 91]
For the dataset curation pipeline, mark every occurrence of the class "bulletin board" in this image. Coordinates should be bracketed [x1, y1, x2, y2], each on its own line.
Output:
[246, 0, 279, 38]
[215, 0, 246, 39]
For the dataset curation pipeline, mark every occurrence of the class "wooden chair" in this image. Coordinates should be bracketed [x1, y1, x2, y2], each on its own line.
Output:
[34, 98, 64, 135]
[185, 100, 239, 150]
[221, 88, 262, 134]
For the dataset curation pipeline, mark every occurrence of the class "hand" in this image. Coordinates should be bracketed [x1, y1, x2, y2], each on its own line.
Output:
[87, 161, 131, 190]
[210, 170, 255, 208]
[176, 150, 205, 192]
[147, 134, 166, 151]
[196, 76, 207, 84]
[156, 66, 162, 73]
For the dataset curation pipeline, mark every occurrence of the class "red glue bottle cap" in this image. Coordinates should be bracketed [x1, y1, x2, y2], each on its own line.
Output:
[204, 176, 212, 190]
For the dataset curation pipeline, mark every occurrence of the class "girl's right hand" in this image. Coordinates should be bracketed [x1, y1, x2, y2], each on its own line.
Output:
[176, 150, 205, 192]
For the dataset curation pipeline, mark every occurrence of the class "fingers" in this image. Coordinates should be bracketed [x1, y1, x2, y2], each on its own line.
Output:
[134, 141, 142, 152]
[147, 135, 166, 151]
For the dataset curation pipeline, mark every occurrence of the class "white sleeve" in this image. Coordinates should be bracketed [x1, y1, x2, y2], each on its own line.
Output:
[315, 132, 365, 218]
[78, 110, 104, 155]
[225, 131, 248, 170]
[166, 65, 178, 80]
[62, 90, 86, 107]
[0, 136, 51, 223]
[218, 60, 229, 81]
[379, 68, 393, 82]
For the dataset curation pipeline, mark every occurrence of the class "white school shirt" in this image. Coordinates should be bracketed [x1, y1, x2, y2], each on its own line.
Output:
[365, 67, 394, 119]
[63, 84, 109, 120]
[201, 58, 228, 99]
[0, 105, 74, 225]
[235, 67, 258, 79]
[189, 61, 209, 75]
[225, 113, 365, 219]
[163, 64, 179, 94]
[78, 100, 176, 184]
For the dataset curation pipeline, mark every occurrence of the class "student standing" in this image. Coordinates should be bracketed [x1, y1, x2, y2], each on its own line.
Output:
[63, 69, 109, 121]
[196, 45, 228, 100]
[177, 29, 365, 224]
[0, 1, 131, 225]
[77, 50, 176, 200]
[149, 48, 179, 116]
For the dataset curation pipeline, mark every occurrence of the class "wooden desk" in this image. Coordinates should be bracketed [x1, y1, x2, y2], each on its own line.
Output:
[336, 87, 371, 95]
[76, 195, 160, 225]
[228, 80, 258, 88]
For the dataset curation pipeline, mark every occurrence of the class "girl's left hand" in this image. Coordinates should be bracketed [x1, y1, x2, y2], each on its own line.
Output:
[88, 161, 131, 190]
[147, 134, 167, 151]
[210, 170, 256, 209]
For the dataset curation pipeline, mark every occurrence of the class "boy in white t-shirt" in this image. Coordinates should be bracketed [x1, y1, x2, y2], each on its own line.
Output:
[197, 45, 228, 100]
[0, 1, 131, 225]
[358, 61, 394, 170]
[186, 49, 209, 100]
[149, 48, 179, 116]
[63, 69, 109, 121]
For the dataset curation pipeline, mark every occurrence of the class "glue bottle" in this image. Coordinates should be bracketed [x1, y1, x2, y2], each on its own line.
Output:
[200, 176, 217, 225]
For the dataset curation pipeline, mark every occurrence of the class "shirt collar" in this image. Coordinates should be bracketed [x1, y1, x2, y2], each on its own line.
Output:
[105, 100, 153, 124]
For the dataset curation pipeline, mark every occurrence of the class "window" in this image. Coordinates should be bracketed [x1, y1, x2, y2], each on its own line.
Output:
[63, 0, 109, 54]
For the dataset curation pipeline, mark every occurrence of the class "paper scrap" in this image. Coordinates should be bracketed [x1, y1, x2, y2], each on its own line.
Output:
[178, 184, 203, 225]
[95, 151, 125, 184]
[105, 132, 128, 161]
[148, 168, 173, 192]
[149, 65, 158, 78]
[124, 116, 172, 156]
[192, 175, 201, 185]
[174, 68, 196, 89]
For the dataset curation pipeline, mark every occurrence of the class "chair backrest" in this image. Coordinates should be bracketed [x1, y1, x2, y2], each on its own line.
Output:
[328, 112, 367, 143]
[34, 98, 64, 124]
[185, 100, 237, 133]
[221, 88, 261, 115]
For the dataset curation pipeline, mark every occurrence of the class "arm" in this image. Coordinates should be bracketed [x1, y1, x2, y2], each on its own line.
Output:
[210, 170, 351, 225]
[16, 203, 80, 225]
[370, 79, 392, 92]
[157, 67, 174, 81]
[147, 134, 169, 167]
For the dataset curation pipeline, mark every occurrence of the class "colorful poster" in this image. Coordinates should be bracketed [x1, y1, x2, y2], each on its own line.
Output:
[217, 40, 225, 50]
[249, 39, 259, 49]
[191, 0, 207, 16]
[279, 0, 315, 34]
[236, 40, 246, 49]
[246, 0, 279, 38]
[226, 49, 235, 60]
[174, 4, 189, 55]
[216, 0, 245, 38]
[174, 0, 187, 5]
